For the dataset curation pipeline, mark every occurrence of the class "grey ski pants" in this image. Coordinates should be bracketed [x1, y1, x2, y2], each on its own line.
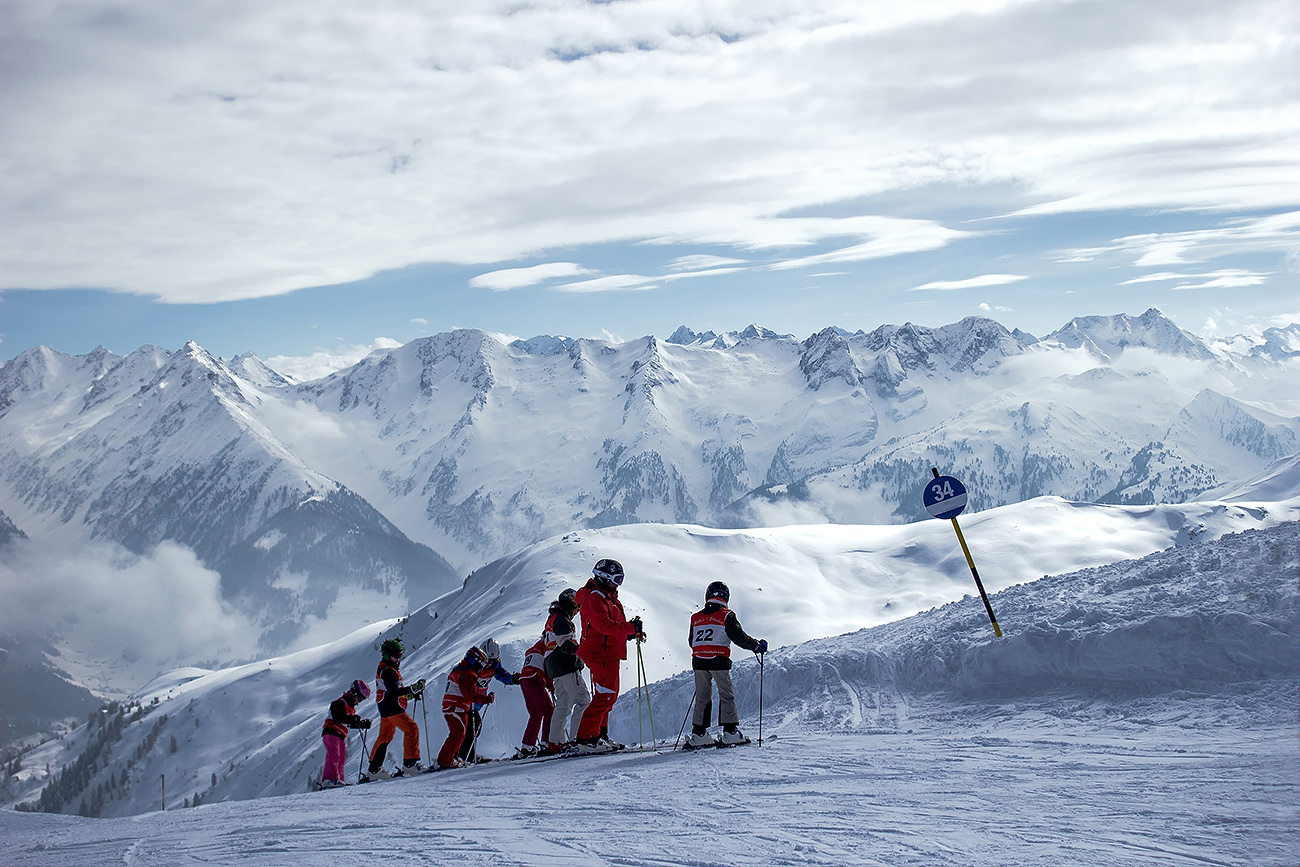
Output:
[549, 670, 591, 744]
[692, 668, 738, 728]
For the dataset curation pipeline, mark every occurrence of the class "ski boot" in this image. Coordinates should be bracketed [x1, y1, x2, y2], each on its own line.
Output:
[719, 728, 750, 747]
[685, 730, 720, 749]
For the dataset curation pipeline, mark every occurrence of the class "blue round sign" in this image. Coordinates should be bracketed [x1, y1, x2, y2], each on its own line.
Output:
[923, 475, 968, 520]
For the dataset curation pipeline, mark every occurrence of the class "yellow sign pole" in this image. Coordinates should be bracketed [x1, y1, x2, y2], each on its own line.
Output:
[931, 468, 1002, 637]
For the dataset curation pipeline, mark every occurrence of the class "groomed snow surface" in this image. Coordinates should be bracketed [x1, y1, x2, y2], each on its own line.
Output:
[3, 521, 1296, 866]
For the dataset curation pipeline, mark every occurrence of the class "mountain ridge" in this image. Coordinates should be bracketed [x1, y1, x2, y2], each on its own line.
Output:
[1, 308, 1297, 699]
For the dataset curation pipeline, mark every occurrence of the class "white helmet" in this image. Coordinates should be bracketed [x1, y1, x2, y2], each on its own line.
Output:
[481, 637, 500, 662]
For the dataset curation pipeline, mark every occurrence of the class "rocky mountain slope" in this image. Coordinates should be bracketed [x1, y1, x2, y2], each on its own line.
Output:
[1, 309, 1296, 691]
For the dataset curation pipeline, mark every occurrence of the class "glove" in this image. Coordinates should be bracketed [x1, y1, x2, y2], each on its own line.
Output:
[510, 672, 521, 685]
[414, 678, 427, 692]
[631, 616, 646, 641]
[485, 692, 495, 705]
[756, 639, 768, 654]
[357, 718, 372, 730]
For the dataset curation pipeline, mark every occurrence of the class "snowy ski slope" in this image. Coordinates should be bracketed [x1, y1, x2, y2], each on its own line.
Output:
[1, 512, 1296, 865]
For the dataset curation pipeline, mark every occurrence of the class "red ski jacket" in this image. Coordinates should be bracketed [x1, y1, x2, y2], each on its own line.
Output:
[520, 638, 552, 690]
[443, 660, 493, 713]
[576, 578, 636, 665]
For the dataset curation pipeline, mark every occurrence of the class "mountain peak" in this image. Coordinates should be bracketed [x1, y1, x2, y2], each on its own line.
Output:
[228, 352, 295, 387]
[800, 327, 865, 390]
[738, 324, 790, 341]
[511, 335, 576, 356]
[666, 325, 718, 345]
[1047, 308, 1213, 361]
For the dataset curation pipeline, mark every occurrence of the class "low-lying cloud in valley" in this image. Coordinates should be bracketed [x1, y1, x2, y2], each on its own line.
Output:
[0, 537, 262, 695]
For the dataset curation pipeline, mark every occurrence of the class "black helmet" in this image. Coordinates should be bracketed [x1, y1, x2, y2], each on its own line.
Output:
[593, 558, 624, 586]
[381, 638, 404, 658]
[557, 587, 579, 612]
[706, 581, 730, 603]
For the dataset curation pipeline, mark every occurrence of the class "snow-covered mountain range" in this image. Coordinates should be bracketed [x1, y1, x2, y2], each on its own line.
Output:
[0, 309, 1297, 700]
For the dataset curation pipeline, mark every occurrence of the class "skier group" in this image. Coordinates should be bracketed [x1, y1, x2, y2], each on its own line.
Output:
[320, 557, 767, 787]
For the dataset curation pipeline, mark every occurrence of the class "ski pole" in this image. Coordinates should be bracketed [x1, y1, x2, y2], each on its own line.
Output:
[674, 693, 696, 751]
[419, 693, 431, 768]
[636, 638, 656, 746]
[468, 702, 490, 761]
[635, 641, 645, 751]
[358, 729, 369, 780]
[757, 651, 765, 747]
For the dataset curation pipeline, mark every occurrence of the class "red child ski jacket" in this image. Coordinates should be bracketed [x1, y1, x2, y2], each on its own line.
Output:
[575, 578, 636, 666]
[688, 601, 762, 671]
[443, 660, 493, 713]
[690, 605, 733, 661]
[519, 638, 552, 691]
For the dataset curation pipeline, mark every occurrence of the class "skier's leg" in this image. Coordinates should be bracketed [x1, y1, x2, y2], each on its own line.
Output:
[577, 658, 619, 740]
[439, 712, 467, 768]
[322, 734, 346, 783]
[548, 673, 575, 744]
[521, 678, 553, 746]
[714, 669, 738, 727]
[369, 716, 397, 772]
[396, 712, 421, 765]
[570, 670, 592, 735]
[691, 669, 713, 730]
[457, 708, 481, 761]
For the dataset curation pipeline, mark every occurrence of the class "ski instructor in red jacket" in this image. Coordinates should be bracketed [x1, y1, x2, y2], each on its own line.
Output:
[573, 558, 645, 752]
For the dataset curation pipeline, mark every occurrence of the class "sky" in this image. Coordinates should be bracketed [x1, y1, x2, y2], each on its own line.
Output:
[2, 0, 1299, 379]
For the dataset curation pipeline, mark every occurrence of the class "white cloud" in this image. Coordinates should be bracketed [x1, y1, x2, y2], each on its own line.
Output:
[767, 217, 974, 270]
[667, 254, 747, 271]
[1120, 269, 1270, 290]
[1063, 211, 1300, 270]
[552, 274, 660, 293]
[470, 262, 594, 291]
[2, 2, 1298, 302]
[912, 273, 1027, 291]
[266, 338, 401, 381]
[410, 317, 428, 325]
[0, 537, 262, 692]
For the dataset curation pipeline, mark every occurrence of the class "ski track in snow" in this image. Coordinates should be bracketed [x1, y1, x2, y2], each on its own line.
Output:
[3, 710, 1295, 867]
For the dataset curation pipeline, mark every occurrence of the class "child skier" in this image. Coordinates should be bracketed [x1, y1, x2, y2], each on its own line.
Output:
[686, 581, 767, 748]
[320, 679, 371, 787]
[456, 637, 519, 763]
[541, 588, 590, 755]
[573, 559, 645, 753]
[364, 638, 426, 780]
[439, 645, 496, 769]
[514, 635, 553, 758]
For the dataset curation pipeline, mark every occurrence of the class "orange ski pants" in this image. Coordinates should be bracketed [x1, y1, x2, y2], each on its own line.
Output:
[369, 712, 421, 768]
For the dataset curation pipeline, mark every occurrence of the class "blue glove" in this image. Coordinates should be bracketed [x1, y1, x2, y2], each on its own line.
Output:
[756, 639, 768, 654]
